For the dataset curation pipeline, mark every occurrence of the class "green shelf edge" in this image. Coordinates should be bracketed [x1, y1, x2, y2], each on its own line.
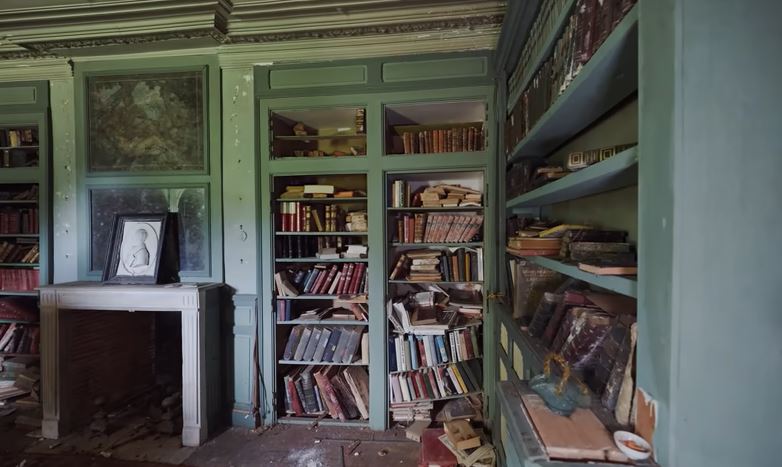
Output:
[276, 319, 369, 326]
[507, 4, 639, 163]
[389, 357, 483, 375]
[275, 257, 369, 263]
[506, 146, 638, 209]
[275, 231, 367, 236]
[390, 242, 483, 248]
[274, 197, 368, 203]
[386, 206, 484, 212]
[275, 295, 368, 301]
[277, 416, 369, 427]
[507, 254, 637, 297]
[0, 290, 37, 296]
[390, 390, 483, 406]
[277, 359, 368, 366]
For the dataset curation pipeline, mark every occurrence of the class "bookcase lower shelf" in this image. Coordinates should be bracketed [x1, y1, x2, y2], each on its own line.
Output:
[277, 416, 369, 427]
[278, 360, 367, 366]
[390, 390, 483, 406]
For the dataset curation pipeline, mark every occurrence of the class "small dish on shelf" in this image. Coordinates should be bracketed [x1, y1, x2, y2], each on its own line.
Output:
[613, 430, 651, 460]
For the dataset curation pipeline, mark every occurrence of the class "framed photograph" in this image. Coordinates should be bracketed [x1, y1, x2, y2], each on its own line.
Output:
[102, 213, 179, 284]
[86, 69, 206, 172]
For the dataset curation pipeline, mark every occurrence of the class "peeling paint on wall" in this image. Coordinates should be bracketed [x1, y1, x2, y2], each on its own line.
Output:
[635, 387, 658, 456]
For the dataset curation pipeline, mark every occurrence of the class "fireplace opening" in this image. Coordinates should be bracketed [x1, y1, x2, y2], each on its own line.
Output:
[63, 309, 183, 437]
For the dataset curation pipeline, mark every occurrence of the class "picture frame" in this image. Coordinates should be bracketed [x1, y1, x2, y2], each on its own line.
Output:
[102, 213, 180, 284]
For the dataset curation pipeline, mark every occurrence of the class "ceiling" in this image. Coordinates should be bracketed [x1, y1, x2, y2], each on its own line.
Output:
[0, 0, 506, 60]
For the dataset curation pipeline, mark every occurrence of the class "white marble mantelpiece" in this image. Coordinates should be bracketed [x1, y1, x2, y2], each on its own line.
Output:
[39, 281, 222, 447]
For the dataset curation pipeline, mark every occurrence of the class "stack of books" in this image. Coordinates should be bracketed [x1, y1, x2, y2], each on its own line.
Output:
[0, 323, 39, 354]
[389, 248, 484, 283]
[282, 325, 368, 364]
[345, 211, 367, 232]
[390, 401, 433, 422]
[419, 185, 482, 208]
[276, 302, 368, 322]
[282, 365, 369, 420]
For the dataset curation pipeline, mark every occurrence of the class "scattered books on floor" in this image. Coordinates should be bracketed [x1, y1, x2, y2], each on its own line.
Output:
[398, 125, 485, 154]
[0, 208, 38, 234]
[390, 182, 482, 208]
[389, 360, 482, 404]
[274, 263, 368, 297]
[0, 269, 39, 291]
[394, 213, 483, 244]
[282, 325, 368, 364]
[0, 323, 39, 354]
[388, 327, 481, 372]
[389, 247, 483, 282]
[282, 365, 369, 420]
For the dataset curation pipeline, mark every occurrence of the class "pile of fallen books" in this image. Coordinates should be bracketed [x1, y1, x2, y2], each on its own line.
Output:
[0, 356, 41, 427]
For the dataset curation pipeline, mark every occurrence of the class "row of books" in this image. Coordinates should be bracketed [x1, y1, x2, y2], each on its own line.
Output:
[0, 269, 39, 291]
[0, 208, 38, 234]
[507, 0, 573, 100]
[0, 128, 37, 148]
[0, 242, 39, 264]
[394, 213, 483, 244]
[279, 203, 366, 233]
[0, 323, 39, 354]
[0, 186, 37, 202]
[505, 0, 637, 154]
[389, 248, 484, 282]
[282, 365, 369, 420]
[389, 327, 481, 373]
[390, 401, 432, 422]
[276, 302, 368, 323]
[277, 237, 365, 259]
[389, 360, 482, 404]
[282, 325, 368, 365]
[399, 126, 485, 154]
[390, 182, 482, 209]
[0, 297, 38, 322]
[274, 263, 368, 297]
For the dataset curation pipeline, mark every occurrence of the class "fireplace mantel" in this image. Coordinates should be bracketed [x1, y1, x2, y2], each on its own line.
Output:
[39, 281, 223, 447]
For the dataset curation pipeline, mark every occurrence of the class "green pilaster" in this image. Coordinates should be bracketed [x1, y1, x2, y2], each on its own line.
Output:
[50, 77, 79, 282]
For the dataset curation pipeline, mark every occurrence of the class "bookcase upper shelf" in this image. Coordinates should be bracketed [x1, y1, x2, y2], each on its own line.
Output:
[506, 252, 637, 298]
[506, 5, 639, 163]
[506, 146, 638, 210]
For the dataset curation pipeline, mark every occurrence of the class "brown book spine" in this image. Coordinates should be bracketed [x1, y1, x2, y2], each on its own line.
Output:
[403, 132, 411, 154]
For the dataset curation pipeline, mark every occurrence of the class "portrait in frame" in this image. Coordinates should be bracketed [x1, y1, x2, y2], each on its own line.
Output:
[102, 213, 179, 284]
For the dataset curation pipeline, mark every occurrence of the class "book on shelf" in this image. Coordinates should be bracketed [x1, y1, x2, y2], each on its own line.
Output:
[0, 269, 39, 291]
[274, 263, 368, 297]
[0, 323, 39, 354]
[282, 365, 369, 420]
[388, 360, 482, 404]
[0, 297, 38, 322]
[388, 327, 481, 373]
[0, 242, 39, 263]
[397, 125, 485, 155]
[0, 208, 39, 234]
[283, 325, 367, 364]
[0, 186, 38, 202]
[277, 235, 367, 259]
[388, 247, 483, 283]
[277, 302, 368, 322]
[387, 297, 482, 337]
[505, 0, 637, 153]
[280, 202, 365, 233]
[394, 213, 483, 244]
[392, 402, 433, 423]
[578, 259, 637, 276]
[390, 182, 482, 209]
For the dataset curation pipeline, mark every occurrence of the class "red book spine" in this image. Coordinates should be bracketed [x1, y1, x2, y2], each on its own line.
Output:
[348, 263, 364, 294]
[417, 338, 427, 367]
[335, 264, 349, 295]
[462, 329, 474, 359]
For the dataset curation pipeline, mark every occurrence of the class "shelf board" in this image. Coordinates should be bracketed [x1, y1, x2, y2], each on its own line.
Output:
[275, 197, 368, 203]
[0, 234, 38, 238]
[0, 167, 40, 182]
[278, 359, 367, 366]
[276, 294, 367, 302]
[385, 150, 486, 158]
[275, 231, 367, 236]
[391, 242, 483, 248]
[275, 257, 368, 263]
[0, 146, 39, 150]
[506, 253, 637, 298]
[388, 280, 483, 285]
[507, 5, 639, 163]
[277, 319, 369, 326]
[0, 263, 39, 267]
[274, 134, 366, 141]
[0, 290, 37, 296]
[390, 390, 482, 406]
[389, 357, 482, 375]
[0, 200, 38, 204]
[386, 206, 484, 212]
[273, 155, 366, 161]
[507, 146, 638, 209]
[277, 416, 368, 427]
[506, 0, 578, 113]
[0, 319, 38, 324]
[0, 352, 38, 357]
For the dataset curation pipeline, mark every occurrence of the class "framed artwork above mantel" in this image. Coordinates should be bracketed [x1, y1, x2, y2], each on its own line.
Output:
[86, 69, 207, 173]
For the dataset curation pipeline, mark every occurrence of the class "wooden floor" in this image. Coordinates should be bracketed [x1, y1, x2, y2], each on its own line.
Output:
[0, 420, 421, 467]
